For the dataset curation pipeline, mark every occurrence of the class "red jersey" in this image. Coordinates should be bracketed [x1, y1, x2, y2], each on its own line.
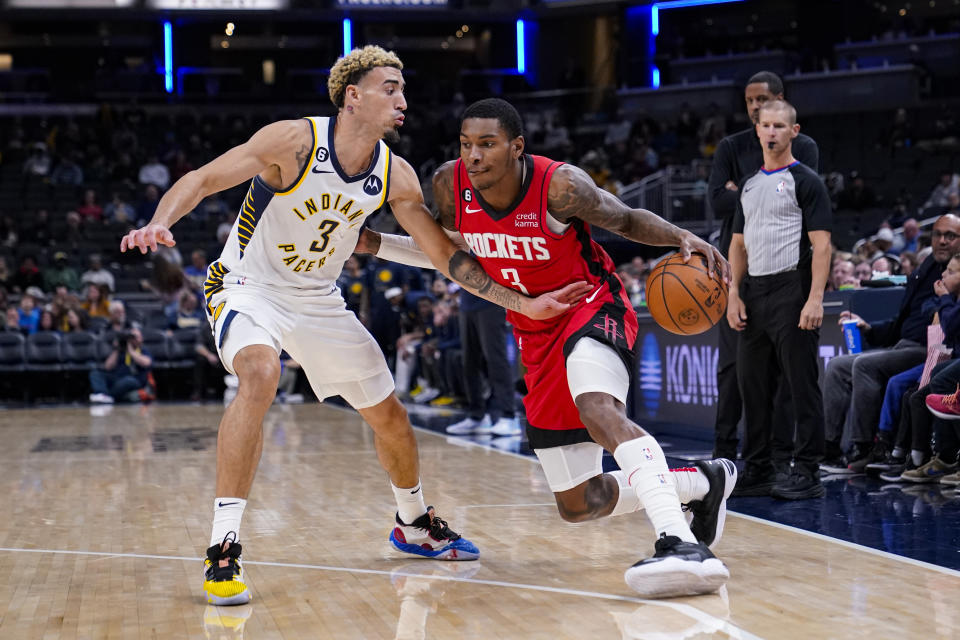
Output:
[454, 154, 619, 334]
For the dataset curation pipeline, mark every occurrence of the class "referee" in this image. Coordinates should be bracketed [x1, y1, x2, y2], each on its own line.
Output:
[708, 71, 819, 463]
[726, 99, 832, 500]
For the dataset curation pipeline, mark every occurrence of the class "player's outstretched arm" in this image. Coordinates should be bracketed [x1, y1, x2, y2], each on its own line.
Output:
[387, 158, 590, 319]
[547, 164, 730, 283]
[120, 119, 310, 254]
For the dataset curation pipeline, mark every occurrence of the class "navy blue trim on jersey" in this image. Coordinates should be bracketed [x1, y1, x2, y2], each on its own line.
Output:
[760, 160, 799, 175]
[237, 177, 274, 259]
[327, 117, 382, 184]
[471, 154, 535, 222]
[218, 309, 239, 349]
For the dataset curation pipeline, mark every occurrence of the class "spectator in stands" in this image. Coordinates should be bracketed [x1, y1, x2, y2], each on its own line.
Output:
[106, 300, 128, 334]
[43, 251, 81, 293]
[192, 326, 226, 402]
[838, 172, 878, 211]
[871, 256, 895, 278]
[22, 142, 51, 178]
[892, 218, 920, 255]
[58, 307, 86, 333]
[823, 213, 960, 472]
[948, 191, 960, 216]
[417, 299, 461, 408]
[0, 256, 11, 292]
[104, 192, 135, 224]
[183, 249, 208, 290]
[21, 208, 54, 247]
[88, 324, 154, 405]
[394, 295, 434, 400]
[17, 287, 43, 334]
[167, 289, 204, 330]
[76, 189, 104, 223]
[50, 153, 84, 187]
[337, 255, 369, 325]
[900, 251, 919, 277]
[922, 171, 959, 211]
[136, 184, 161, 225]
[831, 256, 856, 290]
[38, 307, 55, 332]
[853, 258, 872, 284]
[81, 283, 111, 319]
[195, 194, 230, 222]
[0, 215, 17, 248]
[138, 154, 171, 190]
[59, 210, 88, 250]
[169, 150, 195, 183]
[13, 255, 43, 293]
[216, 210, 237, 246]
[81, 254, 115, 292]
[3, 305, 20, 333]
[275, 354, 305, 404]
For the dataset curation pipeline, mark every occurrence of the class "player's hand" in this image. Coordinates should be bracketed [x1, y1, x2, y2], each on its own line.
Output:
[520, 281, 593, 320]
[726, 294, 747, 331]
[678, 232, 731, 285]
[838, 310, 871, 331]
[798, 299, 823, 330]
[120, 223, 176, 254]
[354, 228, 381, 255]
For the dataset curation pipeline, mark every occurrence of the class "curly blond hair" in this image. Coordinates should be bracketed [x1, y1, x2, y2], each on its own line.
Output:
[328, 45, 403, 109]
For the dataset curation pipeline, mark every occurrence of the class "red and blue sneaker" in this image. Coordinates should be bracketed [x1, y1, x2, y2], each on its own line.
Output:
[389, 506, 479, 561]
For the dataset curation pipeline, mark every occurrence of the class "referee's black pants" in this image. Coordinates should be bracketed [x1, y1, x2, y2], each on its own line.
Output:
[737, 270, 825, 477]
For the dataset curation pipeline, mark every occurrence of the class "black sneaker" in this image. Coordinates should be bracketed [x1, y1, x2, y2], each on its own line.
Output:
[687, 459, 737, 548]
[623, 533, 729, 598]
[203, 532, 250, 605]
[730, 467, 775, 497]
[771, 472, 825, 500]
[819, 456, 854, 475]
[848, 439, 889, 474]
[866, 452, 906, 475]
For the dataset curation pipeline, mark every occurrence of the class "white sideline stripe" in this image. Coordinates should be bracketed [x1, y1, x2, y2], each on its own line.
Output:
[728, 512, 960, 578]
[0, 546, 763, 639]
[327, 403, 960, 579]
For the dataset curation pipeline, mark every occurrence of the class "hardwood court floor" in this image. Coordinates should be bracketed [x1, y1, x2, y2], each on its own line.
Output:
[1, 403, 959, 639]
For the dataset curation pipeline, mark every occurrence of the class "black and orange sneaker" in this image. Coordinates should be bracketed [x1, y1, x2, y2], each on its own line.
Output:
[203, 532, 250, 605]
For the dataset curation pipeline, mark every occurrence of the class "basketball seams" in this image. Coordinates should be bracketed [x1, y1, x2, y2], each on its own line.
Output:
[668, 272, 713, 333]
[646, 271, 685, 335]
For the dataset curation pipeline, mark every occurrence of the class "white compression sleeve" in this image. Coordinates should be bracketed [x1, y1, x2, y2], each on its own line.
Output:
[375, 233, 438, 269]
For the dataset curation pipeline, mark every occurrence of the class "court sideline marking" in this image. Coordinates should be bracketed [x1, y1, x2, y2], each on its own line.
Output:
[398, 412, 960, 580]
[0, 546, 764, 639]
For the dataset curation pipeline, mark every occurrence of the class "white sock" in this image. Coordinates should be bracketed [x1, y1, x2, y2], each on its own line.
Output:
[912, 449, 926, 466]
[891, 446, 904, 459]
[614, 436, 696, 543]
[608, 470, 643, 517]
[210, 497, 247, 547]
[670, 465, 710, 504]
[392, 480, 428, 525]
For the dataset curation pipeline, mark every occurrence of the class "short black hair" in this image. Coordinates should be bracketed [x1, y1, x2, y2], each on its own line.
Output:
[747, 71, 784, 96]
[461, 98, 523, 140]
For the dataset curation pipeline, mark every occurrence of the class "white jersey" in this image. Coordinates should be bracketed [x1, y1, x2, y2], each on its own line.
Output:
[205, 116, 392, 309]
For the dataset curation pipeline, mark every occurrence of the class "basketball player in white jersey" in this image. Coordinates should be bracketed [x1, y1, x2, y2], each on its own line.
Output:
[120, 46, 590, 606]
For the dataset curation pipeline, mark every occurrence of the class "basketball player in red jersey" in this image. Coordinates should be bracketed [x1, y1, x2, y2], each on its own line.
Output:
[359, 99, 738, 598]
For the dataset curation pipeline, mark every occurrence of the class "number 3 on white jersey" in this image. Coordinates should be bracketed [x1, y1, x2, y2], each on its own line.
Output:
[501, 268, 529, 294]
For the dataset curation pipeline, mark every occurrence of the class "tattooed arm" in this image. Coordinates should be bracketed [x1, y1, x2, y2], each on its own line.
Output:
[547, 164, 729, 280]
[385, 158, 591, 319]
[122, 118, 310, 254]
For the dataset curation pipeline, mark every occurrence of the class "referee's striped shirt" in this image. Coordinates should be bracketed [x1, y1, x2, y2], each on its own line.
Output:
[733, 162, 832, 276]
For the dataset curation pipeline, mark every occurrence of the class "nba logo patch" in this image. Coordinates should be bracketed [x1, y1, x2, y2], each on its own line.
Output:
[642, 447, 654, 460]
[656, 474, 667, 485]
[776, 180, 785, 193]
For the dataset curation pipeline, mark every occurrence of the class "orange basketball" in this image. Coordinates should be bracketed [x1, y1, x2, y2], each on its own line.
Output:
[645, 252, 728, 335]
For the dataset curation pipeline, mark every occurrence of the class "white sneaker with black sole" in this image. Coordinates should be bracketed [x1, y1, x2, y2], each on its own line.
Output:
[624, 533, 729, 599]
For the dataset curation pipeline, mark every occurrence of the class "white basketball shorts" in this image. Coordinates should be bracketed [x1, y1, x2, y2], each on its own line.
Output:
[207, 280, 393, 409]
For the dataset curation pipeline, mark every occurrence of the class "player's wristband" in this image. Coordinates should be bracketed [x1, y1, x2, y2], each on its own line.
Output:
[375, 233, 437, 269]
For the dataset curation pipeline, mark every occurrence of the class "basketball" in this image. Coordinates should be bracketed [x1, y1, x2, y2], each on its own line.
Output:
[645, 252, 728, 335]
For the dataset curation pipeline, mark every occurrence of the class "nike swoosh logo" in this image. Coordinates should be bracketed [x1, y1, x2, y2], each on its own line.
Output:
[311, 167, 334, 174]
[410, 487, 421, 495]
[464, 206, 482, 214]
[218, 501, 240, 507]
[584, 285, 604, 304]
